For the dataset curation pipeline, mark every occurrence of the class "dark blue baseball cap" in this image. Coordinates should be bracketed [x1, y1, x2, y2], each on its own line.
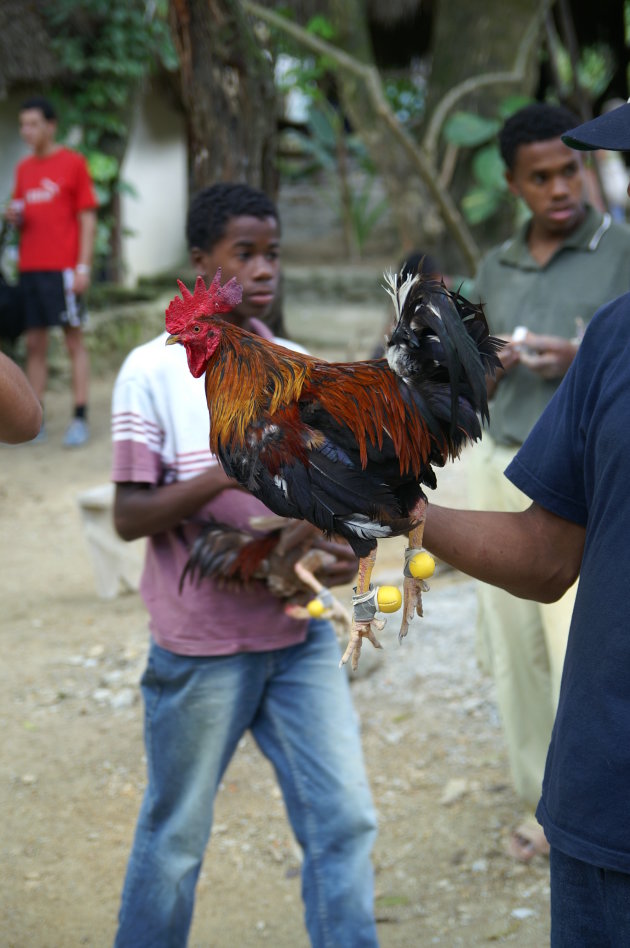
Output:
[562, 99, 630, 151]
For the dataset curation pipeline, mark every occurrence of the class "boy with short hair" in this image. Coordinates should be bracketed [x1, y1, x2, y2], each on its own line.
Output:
[111, 182, 378, 947]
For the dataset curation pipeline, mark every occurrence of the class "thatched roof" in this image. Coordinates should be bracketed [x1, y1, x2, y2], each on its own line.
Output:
[0, 0, 61, 96]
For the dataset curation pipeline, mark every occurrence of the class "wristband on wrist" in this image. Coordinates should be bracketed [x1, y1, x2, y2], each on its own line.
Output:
[75, 263, 91, 275]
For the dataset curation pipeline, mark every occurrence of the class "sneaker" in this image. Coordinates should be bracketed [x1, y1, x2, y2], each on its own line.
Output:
[63, 418, 89, 448]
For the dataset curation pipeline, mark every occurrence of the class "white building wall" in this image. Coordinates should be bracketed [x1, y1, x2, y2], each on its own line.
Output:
[120, 91, 188, 286]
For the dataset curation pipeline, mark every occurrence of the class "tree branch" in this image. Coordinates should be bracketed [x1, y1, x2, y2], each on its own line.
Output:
[243, 0, 480, 271]
[423, 0, 552, 158]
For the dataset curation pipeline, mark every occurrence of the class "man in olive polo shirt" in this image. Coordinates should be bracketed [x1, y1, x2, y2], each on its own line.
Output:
[469, 102, 630, 862]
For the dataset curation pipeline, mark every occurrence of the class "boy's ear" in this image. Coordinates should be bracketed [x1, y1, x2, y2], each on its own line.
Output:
[190, 247, 204, 273]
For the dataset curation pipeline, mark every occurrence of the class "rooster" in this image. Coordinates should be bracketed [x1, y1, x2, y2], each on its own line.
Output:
[165, 269, 501, 668]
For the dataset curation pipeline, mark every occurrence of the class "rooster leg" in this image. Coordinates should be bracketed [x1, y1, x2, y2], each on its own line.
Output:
[400, 500, 429, 643]
[340, 548, 385, 671]
[291, 553, 352, 631]
[293, 553, 330, 594]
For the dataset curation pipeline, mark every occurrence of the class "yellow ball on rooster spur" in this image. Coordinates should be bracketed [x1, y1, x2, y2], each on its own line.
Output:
[306, 597, 327, 618]
[408, 551, 436, 580]
[376, 586, 402, 613]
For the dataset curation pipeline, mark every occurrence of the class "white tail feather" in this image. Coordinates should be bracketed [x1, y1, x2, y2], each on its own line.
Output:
[340, 514, 394, 540]
[382, 270, 418, 325]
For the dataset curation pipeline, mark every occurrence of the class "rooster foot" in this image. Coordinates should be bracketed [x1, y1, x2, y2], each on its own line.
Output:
[339, 618, 385, 671]
[399, 575, 429, 642]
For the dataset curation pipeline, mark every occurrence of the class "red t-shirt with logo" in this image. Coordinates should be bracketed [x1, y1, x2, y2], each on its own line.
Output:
[13, 147, 97, 271]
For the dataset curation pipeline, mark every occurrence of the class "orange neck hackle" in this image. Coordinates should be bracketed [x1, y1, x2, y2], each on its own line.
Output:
[203, 330, 312, 455]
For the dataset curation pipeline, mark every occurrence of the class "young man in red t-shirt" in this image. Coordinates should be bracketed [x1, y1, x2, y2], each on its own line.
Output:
[6, 96, 97, 447]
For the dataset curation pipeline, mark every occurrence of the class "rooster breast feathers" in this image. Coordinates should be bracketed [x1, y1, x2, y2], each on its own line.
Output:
[202, 273, 501, 558]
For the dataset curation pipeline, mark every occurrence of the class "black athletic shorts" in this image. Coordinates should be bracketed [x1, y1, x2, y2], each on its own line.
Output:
[20, 270, 87, 330]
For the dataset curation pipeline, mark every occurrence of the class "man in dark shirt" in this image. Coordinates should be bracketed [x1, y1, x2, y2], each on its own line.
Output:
[424, 98, 630, 948]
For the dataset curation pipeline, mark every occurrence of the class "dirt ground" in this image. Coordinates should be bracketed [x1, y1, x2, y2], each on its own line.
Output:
[1, 332, 552, 946]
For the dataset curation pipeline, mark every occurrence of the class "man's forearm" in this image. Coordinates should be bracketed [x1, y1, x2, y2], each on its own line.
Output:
[77, 209, 96, 268]
[0, 352, 42, 443]
[423, 502, 585, 602]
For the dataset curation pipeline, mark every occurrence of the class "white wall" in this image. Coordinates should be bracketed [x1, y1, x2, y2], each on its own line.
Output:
[120, 90, 189, 286]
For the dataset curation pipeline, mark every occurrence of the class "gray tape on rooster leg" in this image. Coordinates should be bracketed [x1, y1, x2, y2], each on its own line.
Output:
[352, 586, 378, 622]
[317, 587, 334, 608]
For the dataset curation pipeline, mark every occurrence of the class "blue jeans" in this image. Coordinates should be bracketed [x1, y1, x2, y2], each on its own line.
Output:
[551, 847, 630, 946]
[114, 620, 378, 947]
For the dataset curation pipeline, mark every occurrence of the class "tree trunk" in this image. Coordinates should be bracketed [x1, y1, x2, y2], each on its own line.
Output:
[169, 0, 278, 197]
[184, 0, 546, 275]
[326, 0, 426, 255]
[168, 0, 286, 333]
[246, 0, 481, 270]
[425, 0, 542, 120]
[424, 0, 543, 263]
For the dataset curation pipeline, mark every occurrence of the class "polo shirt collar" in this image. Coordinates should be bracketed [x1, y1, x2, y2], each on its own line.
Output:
[498, 204, 611, 270]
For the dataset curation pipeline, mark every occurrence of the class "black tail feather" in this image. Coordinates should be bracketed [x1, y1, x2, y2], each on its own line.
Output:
[385, 273, 503, 450]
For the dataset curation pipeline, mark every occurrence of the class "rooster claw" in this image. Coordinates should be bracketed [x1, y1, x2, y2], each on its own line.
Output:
[399, 576, 429, 642]
[340, 619, 385, 671]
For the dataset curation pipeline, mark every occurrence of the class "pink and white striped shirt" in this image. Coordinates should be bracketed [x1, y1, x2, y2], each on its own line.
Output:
[111, 323, 309, 656]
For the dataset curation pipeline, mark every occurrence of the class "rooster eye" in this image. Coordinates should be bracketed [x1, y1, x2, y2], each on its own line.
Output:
[193, 325, 200, 333]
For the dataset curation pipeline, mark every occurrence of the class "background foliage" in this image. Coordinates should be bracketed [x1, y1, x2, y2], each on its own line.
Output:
[30, 0, 630, 276]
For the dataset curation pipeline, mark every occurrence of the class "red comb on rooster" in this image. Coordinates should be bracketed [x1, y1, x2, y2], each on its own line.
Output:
[165, 270, 244, 378]
[166, 266, 502, 669]
[165, 270, 243, 333]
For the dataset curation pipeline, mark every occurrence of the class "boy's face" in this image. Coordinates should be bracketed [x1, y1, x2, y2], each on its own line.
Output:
[506, 137, 586, 238]
[191, 215, 280, 325]
[19, 109, 56, 156]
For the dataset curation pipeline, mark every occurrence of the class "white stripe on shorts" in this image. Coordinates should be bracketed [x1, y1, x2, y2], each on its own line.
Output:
[62, 268, 81, 327]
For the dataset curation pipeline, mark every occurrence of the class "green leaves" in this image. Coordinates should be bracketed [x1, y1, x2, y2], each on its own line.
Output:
[384, 77, 426, 128]
[443, 98, 533, 226]
[443, 111, 500, 148]
[308, 103, 341, 153]
[86, 152, 119, 185]
[497, 94, 533, 121]
[472, 144, 506, 190]
[306, 14, 336, 41]
[461, 186, 502, 225]
[552, 40, 616, 100]
[461, 143, 508, 225]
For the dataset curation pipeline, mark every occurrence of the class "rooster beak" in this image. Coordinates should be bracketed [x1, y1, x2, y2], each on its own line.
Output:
[165, 334, 180, 346]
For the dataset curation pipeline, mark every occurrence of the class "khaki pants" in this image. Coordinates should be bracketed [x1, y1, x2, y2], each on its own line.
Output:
[468, 437, 577, 808]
